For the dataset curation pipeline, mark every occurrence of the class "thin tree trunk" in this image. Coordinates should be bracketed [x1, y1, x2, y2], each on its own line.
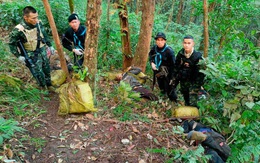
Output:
[189, 0, 196, 23]
[165, 0, 175, 32]
[103, 0, 110, 61]
[203, 0, 209, 58]
[135, 0, 139, 15]
[117, 1, 133, 70]
[157, 0, 165, 14]
[68, 0, 74, 13]
[42, 0, 70, 81]
[176, 0, 184, 24]
[84, 0, 102, 95]
[132, 0, 155, 72]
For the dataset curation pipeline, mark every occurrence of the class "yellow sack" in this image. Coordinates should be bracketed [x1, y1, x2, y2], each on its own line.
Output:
[58, 80, 97, 115]
[136, 72, 147, 84]
[51, 70, 66, 87]
[172, 106, 199, 118]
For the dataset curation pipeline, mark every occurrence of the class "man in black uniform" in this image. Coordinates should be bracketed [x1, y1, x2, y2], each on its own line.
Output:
[174, 35, 205, 106]
[149, 32, 177, 102]
[62, 13, 86, 67]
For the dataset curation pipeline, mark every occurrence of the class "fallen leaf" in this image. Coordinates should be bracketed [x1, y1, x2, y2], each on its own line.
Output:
[5, 148, 13, 158]
[132, 126, 140, 134]
[139, 159, 146, 163]
[74, 124, 78, 130]
[85, 114, 94, 120]
[127, 144, 135, 151]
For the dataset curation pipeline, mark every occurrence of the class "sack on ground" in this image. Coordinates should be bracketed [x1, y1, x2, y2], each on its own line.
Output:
[51, 70, 66, 87]
[172, 106, 199, 118]
[58, 80, 97, 115]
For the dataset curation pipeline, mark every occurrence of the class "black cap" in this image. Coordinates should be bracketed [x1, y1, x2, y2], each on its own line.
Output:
[68, 13, 79, 22]
[154, 32, 166, 40]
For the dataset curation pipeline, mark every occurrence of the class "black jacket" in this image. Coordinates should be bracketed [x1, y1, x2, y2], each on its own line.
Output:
[149, 44, 175, 78]
[62, 25, 86, 51]
[175, 48, 205, 85]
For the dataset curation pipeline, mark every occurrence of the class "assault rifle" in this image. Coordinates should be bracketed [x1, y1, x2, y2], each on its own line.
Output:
[17, 41, 40, 84]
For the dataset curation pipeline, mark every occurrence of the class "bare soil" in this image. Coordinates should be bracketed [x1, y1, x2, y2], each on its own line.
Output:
[8, 79, 189, 163]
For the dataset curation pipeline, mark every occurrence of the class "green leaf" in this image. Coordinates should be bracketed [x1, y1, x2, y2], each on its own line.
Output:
[245, 102, 255, 109]
[230, 112, 241, 123]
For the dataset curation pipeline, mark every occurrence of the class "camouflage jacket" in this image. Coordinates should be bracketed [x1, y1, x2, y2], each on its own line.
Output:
[9, 19, 51, 57]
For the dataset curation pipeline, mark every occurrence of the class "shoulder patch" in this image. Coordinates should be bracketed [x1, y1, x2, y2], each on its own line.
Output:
[15, 24, 24, 31]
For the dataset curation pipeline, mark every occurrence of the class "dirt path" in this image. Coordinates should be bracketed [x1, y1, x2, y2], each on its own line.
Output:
[13, 91, 187, 163]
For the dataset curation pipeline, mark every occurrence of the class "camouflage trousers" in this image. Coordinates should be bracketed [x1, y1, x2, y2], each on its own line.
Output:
[27, 47, 51, 87]
[180, 81, 201, 107]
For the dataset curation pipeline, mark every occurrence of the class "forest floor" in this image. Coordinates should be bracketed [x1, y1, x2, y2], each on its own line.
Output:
[8, 77, 191, 163]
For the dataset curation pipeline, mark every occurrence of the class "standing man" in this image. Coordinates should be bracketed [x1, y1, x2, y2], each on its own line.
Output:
[174, 35, 205, 106]
[149, 32, 177, 102]
[9, 6, 54, 87]
[62, 13, 86, 67]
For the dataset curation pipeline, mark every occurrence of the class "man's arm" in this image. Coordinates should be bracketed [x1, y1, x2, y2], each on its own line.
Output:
[62, 29, 73, 51]
[9, 28, 25, 57]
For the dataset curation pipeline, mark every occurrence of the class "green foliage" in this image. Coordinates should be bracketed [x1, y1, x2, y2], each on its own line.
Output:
[0, 117, 25, 145]
[75, 67, 90, 81]
[0, 2, 24, 30]
[148, 145, 210, 163]
[116, 81, 141, 104]
[199, 54, 260, 161]
[30, 137, 47, 153]
[112, 81, 141, 121]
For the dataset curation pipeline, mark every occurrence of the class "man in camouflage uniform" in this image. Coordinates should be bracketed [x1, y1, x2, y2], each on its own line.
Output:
[9, 6, 54, 87]
[174, 35, 205, 106]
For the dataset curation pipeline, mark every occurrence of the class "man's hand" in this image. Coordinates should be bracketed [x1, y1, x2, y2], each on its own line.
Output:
[73, 48, 84, 55]
[49, 46, 55, 55]
[151, 62, 158, 71]
[18, 56, 25, 64]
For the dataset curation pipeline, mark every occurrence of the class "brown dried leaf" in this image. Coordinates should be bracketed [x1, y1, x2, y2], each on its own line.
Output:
[85, 114, 94, 120]
[132, 125, 140, 134]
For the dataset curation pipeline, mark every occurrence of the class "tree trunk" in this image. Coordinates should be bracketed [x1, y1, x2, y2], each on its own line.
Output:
[157, 0, 165, 14]
[117, 1, 133, 70]
[189, 0, 196, 23]
[84, 0, 102, 96]
[165, 0, 175, 32]
[132, 0, 155, 72]
[203, 0, 209, 58]
[176, 0, 184, 24]
[135, 0, 140, 15]
[68, 0, 74, 13]
[42, 0, 70, 81]
[103, 0, 110, 61]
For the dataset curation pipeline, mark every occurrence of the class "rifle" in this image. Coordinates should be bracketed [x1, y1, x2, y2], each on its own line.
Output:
[17, 41, 40, 84]
[151, 71, 156, 91]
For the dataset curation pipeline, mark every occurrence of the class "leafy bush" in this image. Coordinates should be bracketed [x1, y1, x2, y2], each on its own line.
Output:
[148, 145, 209, 163]
[0, 117, 25, 145]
